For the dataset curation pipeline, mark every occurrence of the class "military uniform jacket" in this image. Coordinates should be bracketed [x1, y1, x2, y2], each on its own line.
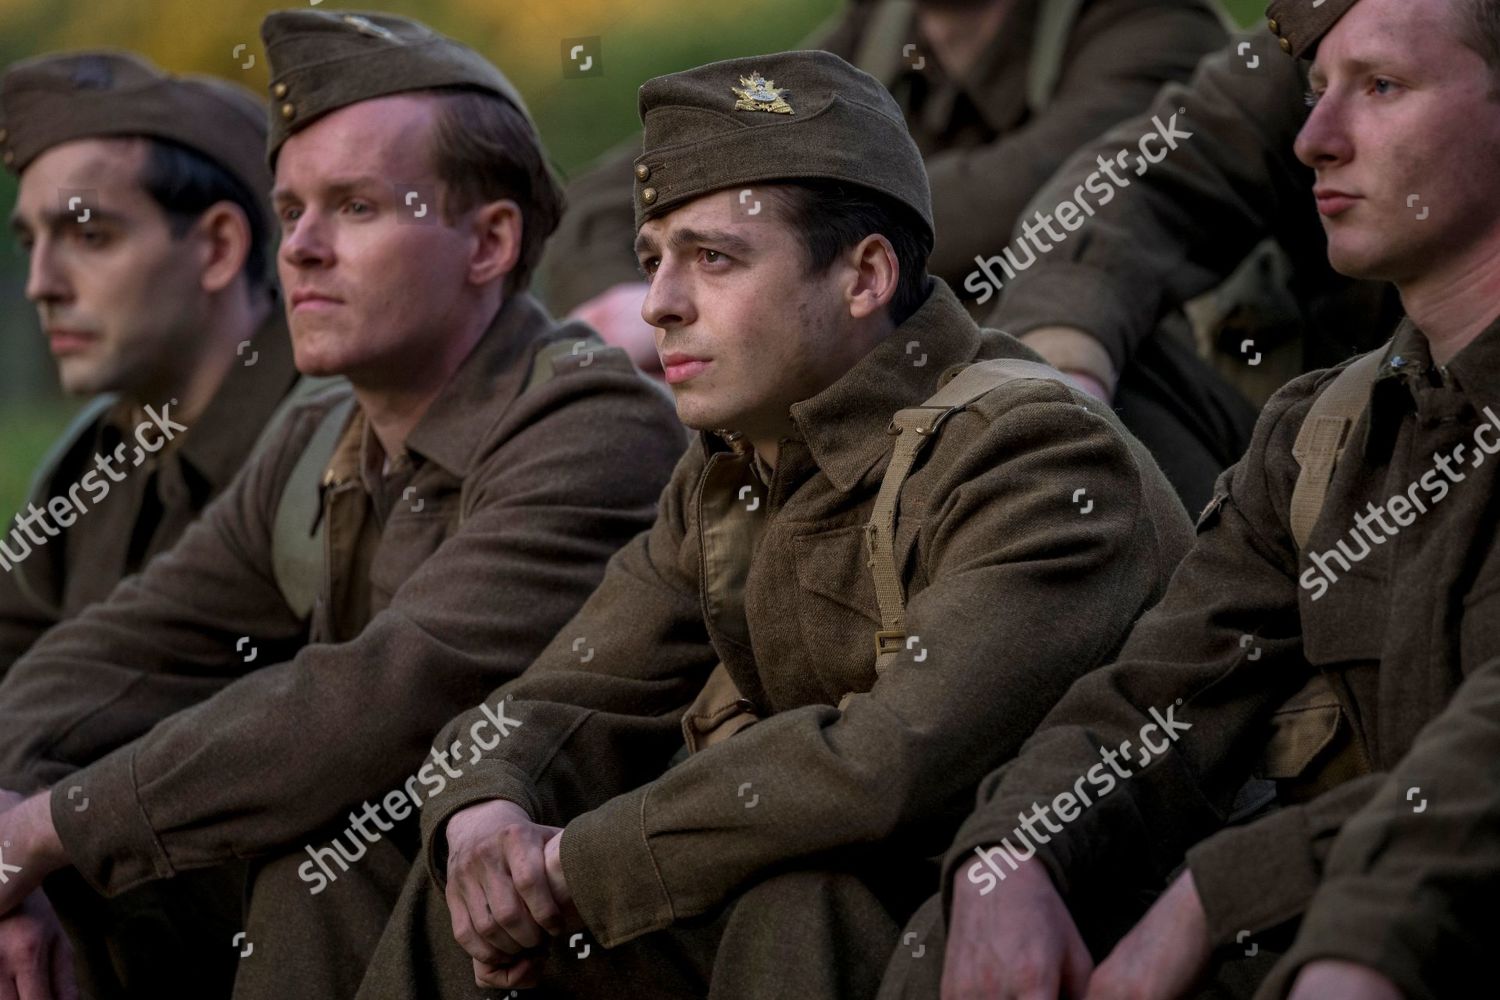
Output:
[0, 311, 300, 678]
[988, 29, 1401, 378]
[1259, 653, 1500, 1000]
[538, 0, 1227, 314]
[0, 293, 686, 897]
[417, 280, 1194, 948]
[942, 316, 1500, 993]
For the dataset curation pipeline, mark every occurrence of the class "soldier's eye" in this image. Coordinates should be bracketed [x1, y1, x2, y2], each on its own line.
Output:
[1303, 88, 1322, 109]
[702, 249, 724, 264]
[1371, 77, 1398, 96]
[639, 256, 660, 276]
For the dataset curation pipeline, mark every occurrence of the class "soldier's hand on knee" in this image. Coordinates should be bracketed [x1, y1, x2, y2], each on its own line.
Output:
[1084, 869, 1210, 999]
[444, 799, 566, 963]
[0, 890, 78, 1000]
[942, 856, 1092, 1000]
[1286, 960, 1403, 1000]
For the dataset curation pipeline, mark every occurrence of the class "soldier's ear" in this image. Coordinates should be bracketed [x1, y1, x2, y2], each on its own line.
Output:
[192, 201, 253, 296]
[465, 197, 523, 288]
[843, 233, 898, 322]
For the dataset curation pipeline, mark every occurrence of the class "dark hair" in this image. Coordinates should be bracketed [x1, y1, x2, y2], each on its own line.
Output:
[139, 138, 271, 291]
[1459, 0, 1500, 94]
[425, 87, 565, 293]
[769, 179, 932, 324]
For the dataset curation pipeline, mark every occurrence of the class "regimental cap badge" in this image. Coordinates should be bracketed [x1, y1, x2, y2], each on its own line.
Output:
[731, 72, 793, 115]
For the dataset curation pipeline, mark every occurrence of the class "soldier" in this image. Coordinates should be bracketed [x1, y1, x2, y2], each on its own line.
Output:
[0, 50, 300, 996]
[354, 50, 1193, 999]
[924, 0, 1500, 996]
[539, 0, 1242, 515]
[984, 8, 1411, 513]
[0, 11, 686, 1000]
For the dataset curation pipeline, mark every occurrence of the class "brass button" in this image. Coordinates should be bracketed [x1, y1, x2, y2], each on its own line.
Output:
[280, 102, 296, 120]
[0, 128, 8, 142]
[2, 151, 13, 167]
[272, 82, 288, 99]
[1267, 18, 1278, 33]
[641, 186, 658, 205]
[1279, 36, 1292, 53]
[634, 163, 650, 181]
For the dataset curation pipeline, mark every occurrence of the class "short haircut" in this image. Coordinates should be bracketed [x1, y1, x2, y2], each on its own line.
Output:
[425, 87, 565, 293]
[139, 138, 271, 291]
[768, 179, 932, 324]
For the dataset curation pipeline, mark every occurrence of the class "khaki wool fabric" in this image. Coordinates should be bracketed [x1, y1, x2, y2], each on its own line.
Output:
[0, 293, 687, 999]
[934, 315, 1500, 998]
[261, 8, 536, 162]
[354, 279, 1195, 998]
[1266, 0, 1362, 57]
[0, 313, 299, 681]
[0, 50, 271, 224]
[631, 49, 933, 241]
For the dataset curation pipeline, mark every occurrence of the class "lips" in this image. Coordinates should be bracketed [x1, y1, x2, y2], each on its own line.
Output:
[1313, 188, 1361, 217]
[45, 328, 96, 356]
[290, 290, 344, 310]
[660, 351, 711, 385]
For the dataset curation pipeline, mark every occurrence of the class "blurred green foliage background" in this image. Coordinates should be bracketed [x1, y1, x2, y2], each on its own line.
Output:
[0, 0, 1264, 516]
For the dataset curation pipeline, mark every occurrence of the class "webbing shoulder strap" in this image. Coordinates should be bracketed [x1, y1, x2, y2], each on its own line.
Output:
[865, 358, 1069, 670]
[1288, 347, 1387, 551]
[271, 394, 355, 620]
[268, 334, 607, 617]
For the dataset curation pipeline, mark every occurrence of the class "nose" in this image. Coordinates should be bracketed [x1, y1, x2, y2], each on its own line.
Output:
[24, 235, 71, 308]
[279, 207, 334, 271]
[641, 255, 696, 331]
[1294, 90, 1354, 172]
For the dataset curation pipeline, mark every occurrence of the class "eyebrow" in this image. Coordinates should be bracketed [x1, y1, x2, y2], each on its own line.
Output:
[271, 174, 389, 205]
[10, 208, 127, 233]
[634, 226, 757, 258]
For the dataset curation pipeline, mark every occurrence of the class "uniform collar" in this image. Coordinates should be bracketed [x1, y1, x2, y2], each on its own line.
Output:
[404, 292, 559, 479]
[1365, 311, 1500, 455]
[759, 278, 984, 492]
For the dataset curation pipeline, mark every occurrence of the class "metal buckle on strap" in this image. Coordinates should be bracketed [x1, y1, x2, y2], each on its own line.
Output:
[874, 629, 906, 658]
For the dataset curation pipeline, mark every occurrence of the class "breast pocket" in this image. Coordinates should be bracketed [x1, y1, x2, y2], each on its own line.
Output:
[791, 523, 887, 703]
[369, 500, 461, 608]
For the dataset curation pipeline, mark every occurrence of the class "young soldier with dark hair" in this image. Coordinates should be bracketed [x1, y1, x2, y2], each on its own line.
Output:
[0, 50, 300, 997]
[354, 49, 1193, 999]
[0, 12, 686, 999]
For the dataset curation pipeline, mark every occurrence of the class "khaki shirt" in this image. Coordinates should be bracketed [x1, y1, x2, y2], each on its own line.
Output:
[538, 0, 1227, 315]
[0, 293, 687, 897]
[416, 280, 1194, 948]
[0, 310, 300, 676]
[944, 315, 1500, 992]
